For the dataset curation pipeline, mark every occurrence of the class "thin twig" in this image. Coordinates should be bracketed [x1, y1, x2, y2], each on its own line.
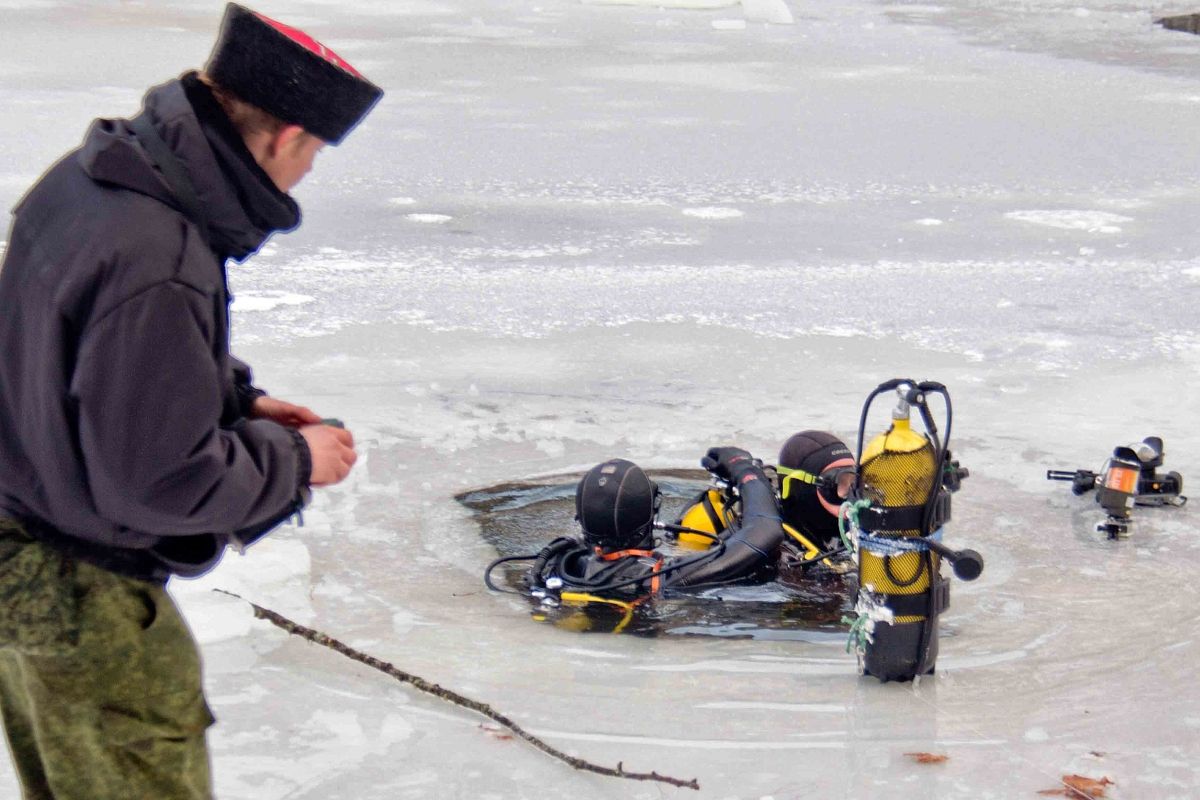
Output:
[214, 589, 700, 790]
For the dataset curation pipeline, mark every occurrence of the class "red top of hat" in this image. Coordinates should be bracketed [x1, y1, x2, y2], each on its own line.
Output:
[253, 12, 363, 78]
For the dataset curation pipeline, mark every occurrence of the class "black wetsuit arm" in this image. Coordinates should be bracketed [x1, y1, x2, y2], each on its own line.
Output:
[665, 472, 783, 588]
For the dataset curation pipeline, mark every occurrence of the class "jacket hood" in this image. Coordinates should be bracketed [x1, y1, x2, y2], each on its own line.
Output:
[78, 74, 300, 261]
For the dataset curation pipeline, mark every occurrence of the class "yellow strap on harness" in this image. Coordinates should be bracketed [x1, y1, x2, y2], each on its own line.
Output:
[559, 592, 639, 633]
[783, 522, 832, 566]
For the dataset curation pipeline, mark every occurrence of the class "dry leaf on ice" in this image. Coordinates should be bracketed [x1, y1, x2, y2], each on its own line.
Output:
[477, 724, 514, 741]
[904, 752, 949, 764]
[1037, 774, 1115, 798]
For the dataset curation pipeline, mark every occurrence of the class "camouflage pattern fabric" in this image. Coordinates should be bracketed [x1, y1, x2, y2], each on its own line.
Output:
[0, 520, 79, 656]
[0, 519, 214, 800]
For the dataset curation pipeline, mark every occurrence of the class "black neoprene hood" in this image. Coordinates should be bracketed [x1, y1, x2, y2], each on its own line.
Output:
[575, 459, 659, 551]
[779, 431, 853, 543]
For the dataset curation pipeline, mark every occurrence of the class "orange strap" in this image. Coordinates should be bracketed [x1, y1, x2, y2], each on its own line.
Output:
[595, 547, 656, 561]
[593, 548, 665, 596]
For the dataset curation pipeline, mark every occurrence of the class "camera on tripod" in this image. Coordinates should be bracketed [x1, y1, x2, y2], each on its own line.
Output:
[1047, 436, 1186, 538]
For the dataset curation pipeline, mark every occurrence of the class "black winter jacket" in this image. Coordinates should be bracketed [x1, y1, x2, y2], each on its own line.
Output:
[0, 74, 310, 582]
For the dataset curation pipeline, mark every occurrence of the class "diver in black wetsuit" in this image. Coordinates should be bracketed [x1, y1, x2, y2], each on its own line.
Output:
[665, 431, 857, 570]
[522, 446, 787, 601]
[482, 433, 860, 607]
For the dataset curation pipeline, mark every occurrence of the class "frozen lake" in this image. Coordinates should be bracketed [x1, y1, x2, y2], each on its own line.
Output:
[1, 0, 1198, 797]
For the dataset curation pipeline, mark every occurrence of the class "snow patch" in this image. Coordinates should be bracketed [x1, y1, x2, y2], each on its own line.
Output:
[581, 0, 737, 8]
[231, 291, 314, 313]
[312, 578, 356, 599]
[208, 684, 270, 707]
[292, 709, 414, 766]
[387, 196, 417, 206]
[535, 438, 567, 457]
[405, 213, 454, 223]
[1144, 92, 1200, 106]
[583, 0, 791, 21]
[682, 206, 744, 219]
[174, 536, 314, 644]
[807, 324, 871, 338]
[173, 589, 257, 644]
[1004, 210, 1132, 234]
[1024, 727, 1050, 742]
[742, 0, 794, 24]
[913, 218, 944, 226]
[825, 65, 914, 80]
[391, 608, 437, 636]
[562, 647, 630, 660]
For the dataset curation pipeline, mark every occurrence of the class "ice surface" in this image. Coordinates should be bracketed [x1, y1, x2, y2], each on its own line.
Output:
[584, 0, 794, 24]
[583, 0, 739, 9]
[741, 0, 794, 25]
[1003, 209, 1135, 234]
[682, 205, 745, 218]
[1, 0, 1198, 798]
[231, 291, 316, 313]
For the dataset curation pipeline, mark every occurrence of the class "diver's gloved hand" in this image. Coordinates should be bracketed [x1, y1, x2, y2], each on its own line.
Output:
[701, 446, 762, 483]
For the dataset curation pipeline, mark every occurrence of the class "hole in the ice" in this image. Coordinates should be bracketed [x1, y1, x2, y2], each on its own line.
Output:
[1157, 13, 1200, 35]
[457, 470, 855, 639]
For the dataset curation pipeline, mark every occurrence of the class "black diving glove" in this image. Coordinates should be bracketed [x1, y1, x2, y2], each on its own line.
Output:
[701, 446, 763, 483]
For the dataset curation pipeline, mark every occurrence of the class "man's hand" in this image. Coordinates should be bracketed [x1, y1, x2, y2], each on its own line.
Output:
[251, 396, 322, 428]
[300, 424, 357, 486]
[701, 446, 760, 483]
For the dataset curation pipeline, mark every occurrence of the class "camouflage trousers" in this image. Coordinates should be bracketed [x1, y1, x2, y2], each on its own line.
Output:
[0, 518, 214, 800]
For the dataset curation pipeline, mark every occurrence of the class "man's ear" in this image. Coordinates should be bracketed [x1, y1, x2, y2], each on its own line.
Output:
[268, 124, 307, 157]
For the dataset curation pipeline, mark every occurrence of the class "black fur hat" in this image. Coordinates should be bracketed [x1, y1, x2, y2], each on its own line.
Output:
[205, 3, 383, 144]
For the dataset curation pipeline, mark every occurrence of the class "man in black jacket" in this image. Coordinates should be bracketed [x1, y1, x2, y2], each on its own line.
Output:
[0, 5, 380, 798]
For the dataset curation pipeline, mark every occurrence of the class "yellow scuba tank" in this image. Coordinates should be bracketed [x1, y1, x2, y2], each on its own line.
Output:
[852, 380, 955, 682]
[673, 488, 731, 549]
[859, 409, 939, 604]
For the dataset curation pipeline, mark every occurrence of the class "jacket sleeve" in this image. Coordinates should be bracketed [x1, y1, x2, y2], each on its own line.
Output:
[70, 279, 307, 536]
[230, 354, 267, 418]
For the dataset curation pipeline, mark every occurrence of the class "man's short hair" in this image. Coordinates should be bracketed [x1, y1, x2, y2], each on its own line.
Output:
[198, 72, 286, 139]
